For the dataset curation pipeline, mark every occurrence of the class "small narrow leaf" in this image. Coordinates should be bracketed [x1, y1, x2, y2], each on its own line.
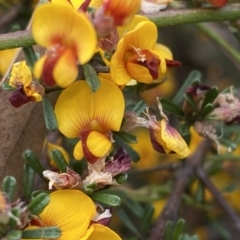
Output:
[28, 193, 50, 215]
[116, 208, 141, 237]
[23, 46, 37, 70]
[6, 230, 22, 240]
[132, 100, 147, 114]
[160, 98, 185, 117]
[114, 172, 128, 184]
[164, 220, 174, 240]
[114, 134, 140, 162]
[23, 163, 35, 200]
[183, 93, 199, 113]
[219, 138, 237, 151]
[172, 219, 186, 240]
[2, 176, 16, 202]
[43, 96, 58, 131]
[141, 203, 154, 232]
[22, 150, 46, 181]
[173, 70, 202, 104]
[201, 86, 218, 111]
[201, 103, 214, 117]
[22, 227, 61, 239]
[115, 132, 138, 144]
[91, 192, 121, 206]
[51, 149, 68, 172]
[83, 63, 100, 92]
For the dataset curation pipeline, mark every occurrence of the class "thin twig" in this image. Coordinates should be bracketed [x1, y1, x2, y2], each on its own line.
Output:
[1, 4, 240, 50]
[196, 166, 240, 234]
[149, 140, 210, 240]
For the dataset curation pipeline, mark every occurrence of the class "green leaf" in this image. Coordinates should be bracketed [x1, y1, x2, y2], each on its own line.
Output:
[22, 227, 61, 239]
[31, 190, 47, 199]
[141, 203, 154, 232]
[108, 189, 144, 218]
[172, 219, 186, 240]
[83, 63, 100, 92]
[165, 220, 174, 240]
[23, 46, 37, 70]
[91, 192, 121, 206]
[114, 172, 128, 184]
[183, 93, 198, 113]
[160, 98, 185, 117]
[2, 176, 16, 202]
[23, 163, 35, 200]
[51, 149, 68, 172]
[1, 82, 15, 91]
[22, 150, 46, 181]
[43, 96, 58, 131]
[132, 100, 147, 114]
[191, 79, 201, 87]
[116, 208, 141, 237]
[28, 193, 50, 215]
[180, 122, 191, 144]
[201, 86, 218, 111]
[115, 132, 137, 144]
[219, 138, 237, 151]
[173, 70, 202, 104]
[113, 134, 140, 162]
[201, 103, 214, 117]
[6, 230, 22, 240]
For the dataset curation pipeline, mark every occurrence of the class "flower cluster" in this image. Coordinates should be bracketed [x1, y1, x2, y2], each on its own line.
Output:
[2, 0, 191, 239]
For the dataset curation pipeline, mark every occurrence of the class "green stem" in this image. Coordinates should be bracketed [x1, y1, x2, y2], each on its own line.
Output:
[0, 29, 35, 50]
[146, 4, 240, 27]
[197, 23, 240, 64]
[0, 4, 240, 50]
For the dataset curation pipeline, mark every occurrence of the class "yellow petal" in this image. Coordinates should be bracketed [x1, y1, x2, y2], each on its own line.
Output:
[33, 55, 47, 80]
[126, 62, 153, 84]
[110, 40, 132, 85]
[74, 140, 84, 160]
[155, 119, 190, 159]
[153, 44, 173, 60]
[117, 15, 149, 38]
[153, 44, 173, 74]
[0, 49, 18, 74]
[9, 61, 32, 87]
[121, 21, 157, 51]
[55, 79, 124, 138]
[32, 4, 96, 64]
[85, 224, 122, 240]
[86, 131, 112, 157]
[53, 48, 78, 88]
[40, 190, 96, 240]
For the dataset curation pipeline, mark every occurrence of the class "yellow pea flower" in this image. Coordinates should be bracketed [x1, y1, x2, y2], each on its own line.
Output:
[32, 3, 97, 88]
[55, 79, 124, 163]
[22, 190, 121, 240]
[110, 21, 181, 85]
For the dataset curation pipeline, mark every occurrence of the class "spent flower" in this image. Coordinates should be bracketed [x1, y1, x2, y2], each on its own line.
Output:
[8, 61, 44, 108]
